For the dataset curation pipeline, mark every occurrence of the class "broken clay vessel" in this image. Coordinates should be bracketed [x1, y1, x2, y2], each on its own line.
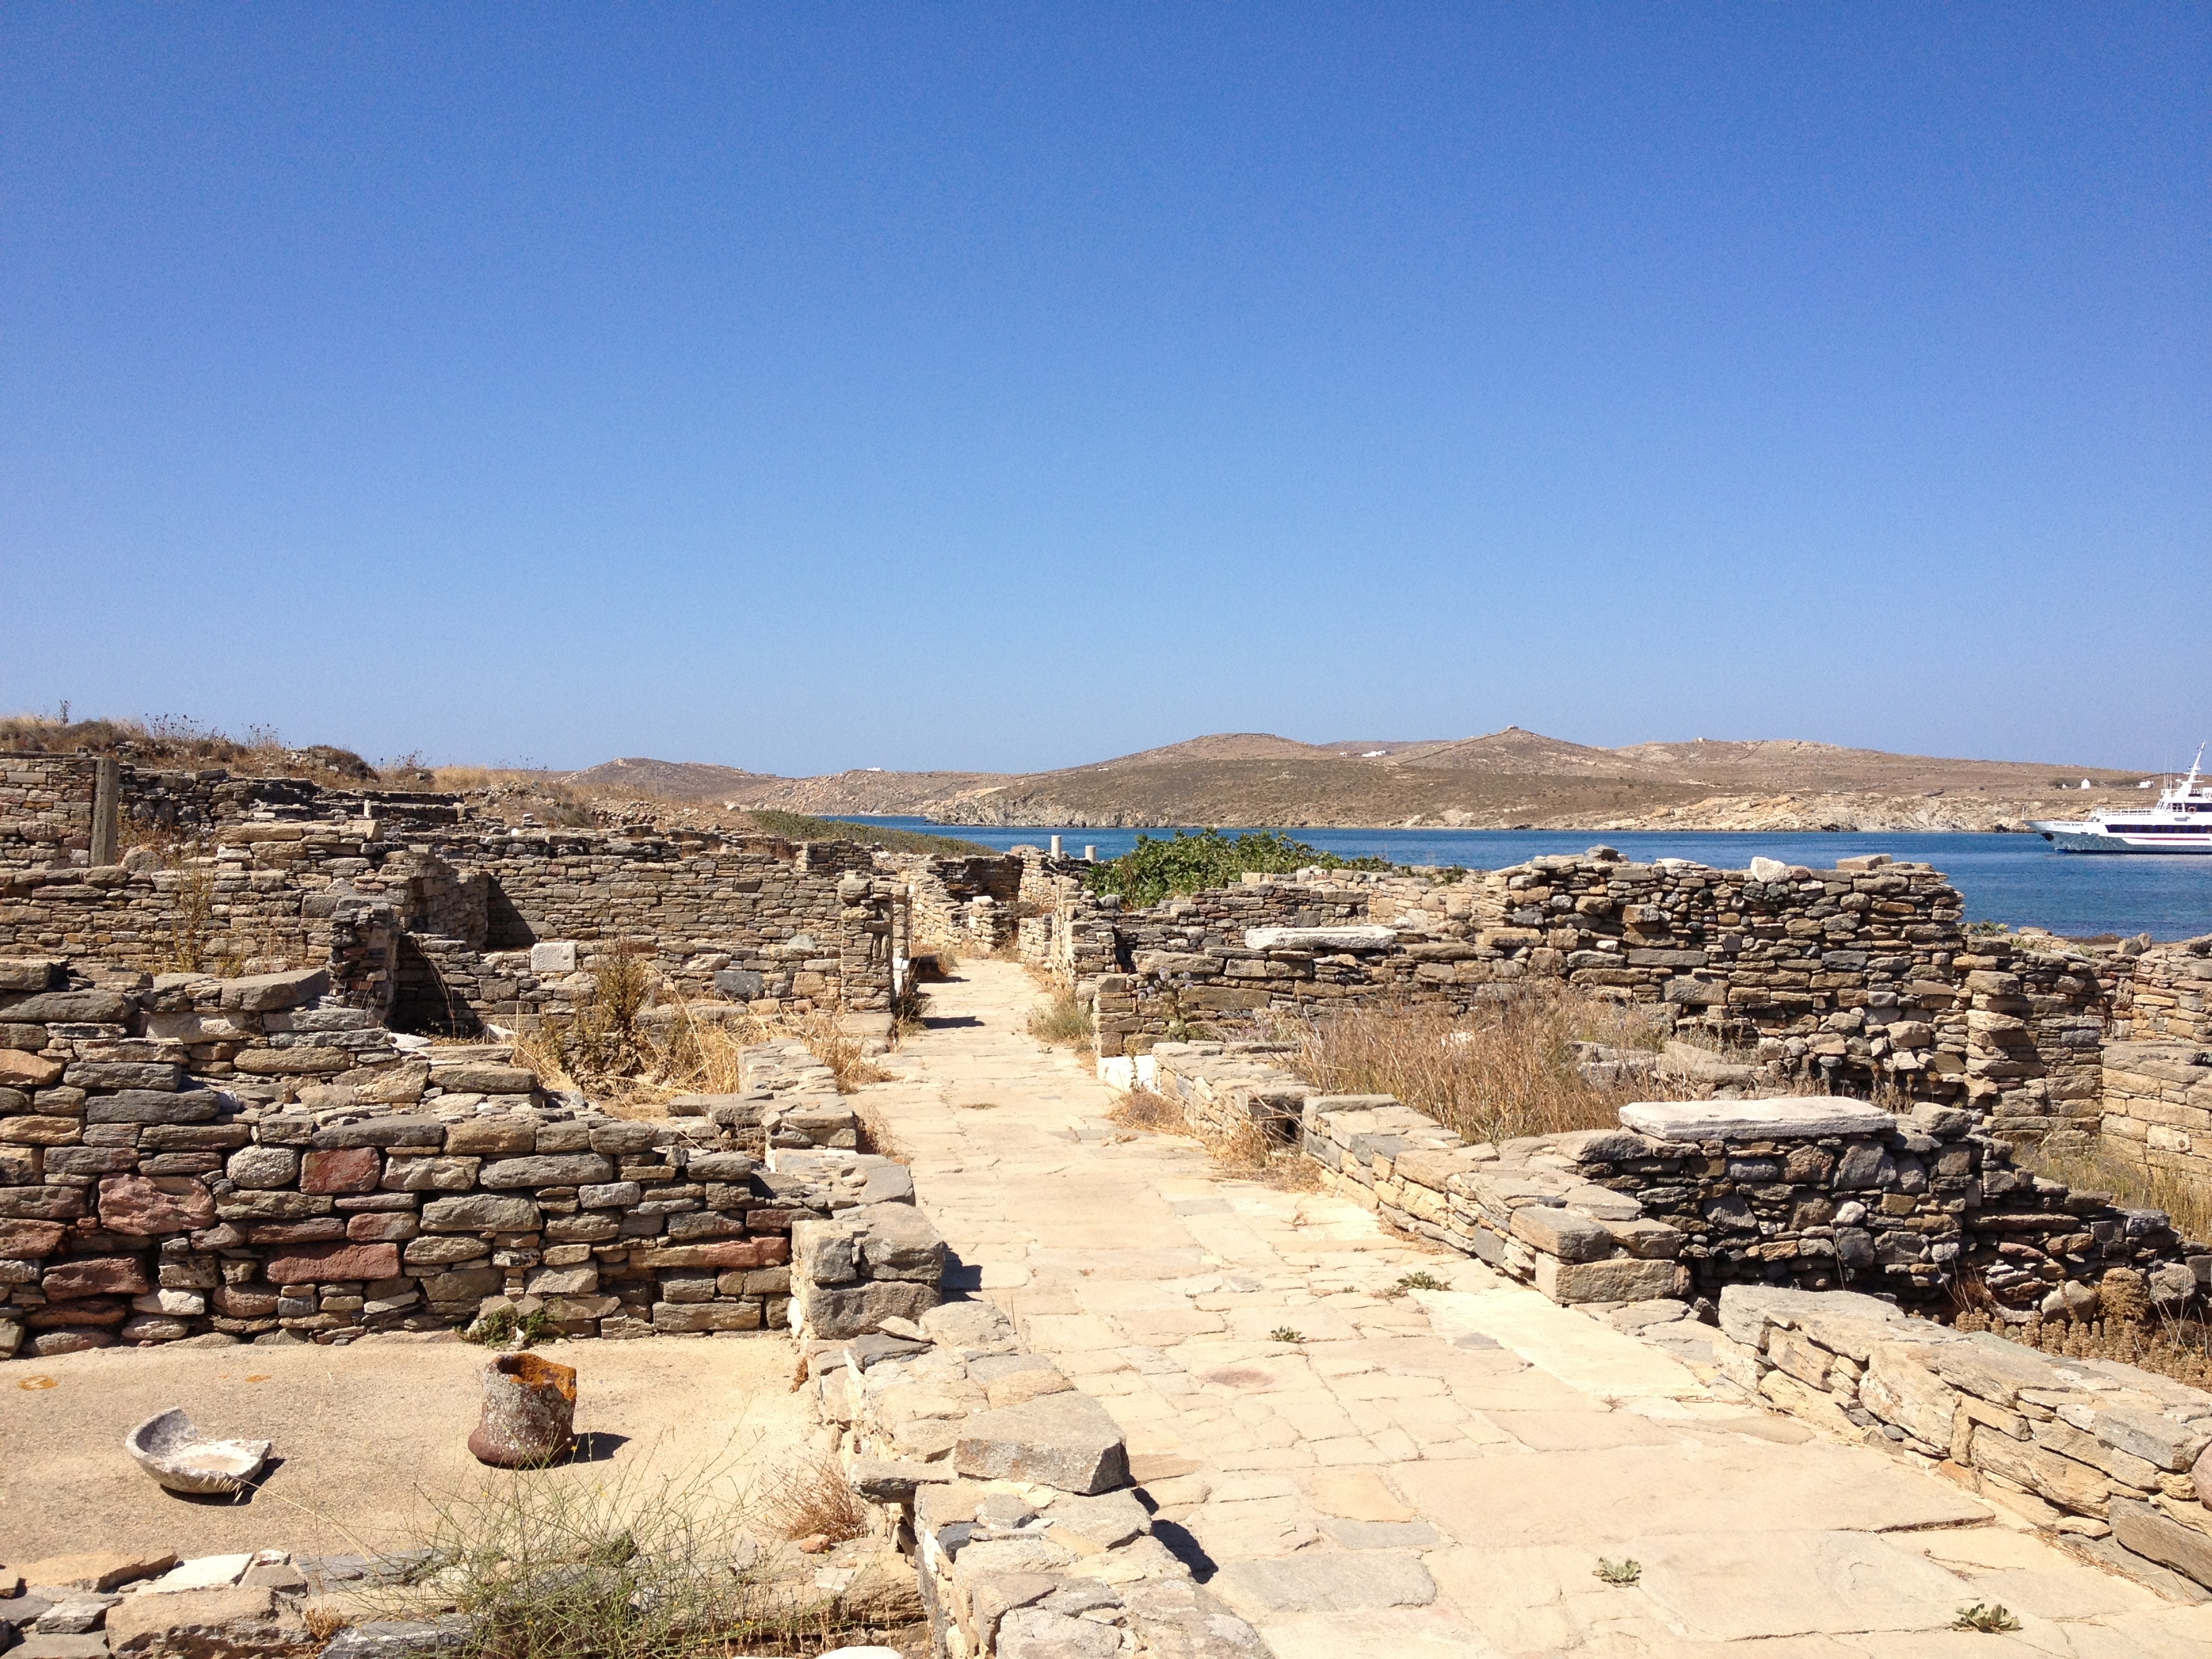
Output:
[468, 1351, 577, 1467]
[125, 1406, 272, 1495]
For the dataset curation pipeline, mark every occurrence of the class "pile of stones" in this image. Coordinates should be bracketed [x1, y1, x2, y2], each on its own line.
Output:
[806, 1300, 1266, 1659]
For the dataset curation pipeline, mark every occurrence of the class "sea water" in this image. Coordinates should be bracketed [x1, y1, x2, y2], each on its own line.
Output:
[832, 819, 2212, 943]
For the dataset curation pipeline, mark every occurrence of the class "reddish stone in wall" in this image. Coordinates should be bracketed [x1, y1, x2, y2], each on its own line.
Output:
[0, 1218, 68, 1258]
[346, 1212, 417, 1243]
[695, 1237, 790, 1269]
[32, 1297, 129, 1326]
[98, 1175, 216, 1236]
[263, 1241, 401, 1284]
[43, 1256, 150, 1298]
[301, 1149, 382, 1193]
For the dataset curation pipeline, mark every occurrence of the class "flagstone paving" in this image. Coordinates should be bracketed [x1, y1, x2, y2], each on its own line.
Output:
[859, 961, 2212, 1656]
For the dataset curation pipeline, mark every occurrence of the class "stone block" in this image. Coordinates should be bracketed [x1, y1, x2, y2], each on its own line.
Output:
[954, 1391, 1130, 1495]
[529, 943, 578, 974]
[263, 1242, 401, 1283]
[99, 1175, 216, 1235]
[650, 1300, 761, 1333]
[422, 1193, 541, 1232]
[0, 1050, 65, 1088]
[218, 969, 331, 1012]
[380, 1155, 480, 1192]
[429, 1065, 538, 1096]
[804, 1279, 939, 1338]
[1509, 1205, 1613, 1263]
[64, 1062, 184, 1092]
[443, 1118, 535, 1155]
[1533, 1254, 1682, 1305]
[12, 1552, 179, 1592]
[104, 1584, 276, 1655]
[225, 1147, 300, 1190]
[2110, 1497, 2212, 1589]
[2, 991, 134, 1024]
[477, 1154, 613, 1189]
[44, 1256, 152, 1298]
[714, 969, 764, 1000]
[1619, 1099, 1896, 1141]
[86, 1090, 220, 1126]
[301, 1149, 382, 1194]
[310, 1115, 445, 1149]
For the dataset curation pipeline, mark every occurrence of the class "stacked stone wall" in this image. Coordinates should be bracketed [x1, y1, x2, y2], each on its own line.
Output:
[0, 758, 899, 1025]
[0, 960, 943, 1360]
[877, 852, 1023, 954]
[1149, 1042, 2208, 1318]
[2100, 939, 2212, 1183]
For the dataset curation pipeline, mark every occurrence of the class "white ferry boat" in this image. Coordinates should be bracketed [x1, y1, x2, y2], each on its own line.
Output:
[2030, 745, 2212, 853]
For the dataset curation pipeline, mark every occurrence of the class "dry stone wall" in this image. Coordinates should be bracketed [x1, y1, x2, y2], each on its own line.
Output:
[1, 755, 899, 1029]
[0, 960, 935, 1361]
[1717, 1284, 2212, 1591]
[1147, 1042, 2209, 1319]
[2100, 938, 2212, 1184]
[1073, 853, 2143, 1144]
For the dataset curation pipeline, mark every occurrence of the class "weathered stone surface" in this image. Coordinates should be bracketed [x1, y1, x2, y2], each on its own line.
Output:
[430, 1065, 538, 1095]
[86, 1090, 221, 1126]
[4, 991, 133, 1024]
[232, 1046, 351, 1076]
[99, 1175, 217, 1235]
[218, 968, 331, 1012]
[2110, 1497, 2212, 1589]
[0, 1048, 65, 1088]
[955, 1391, 1130, 1495]
[650, 1301, 761, 1332]
[309, 1119, 447, 1159]
[443, 1118, 535, 1155]
[12, 1551, 178, 1592]
[997, 1609, 1122, 1659]
[224, 1147, 300, 1190]
[382, 1155, 480, 1192]
[0, 1217, 68, 1257]
[319, 1622, 472, 1659]
[476, 1154, 613, 1189]
[1509, 1205, 1613, 1263]
[263, 1242, 401, 1283]
[44, 1256, 152, 1298]
[420, 1192, 543, 1232]
[104, 1584, 277, 1655]
[1534, 1254, 1681, 1305]
[469, 1351, 576, 1467]
[65, 1061, 186, 1091]
[804, 1279, 937, 1339]
[1243, 925, 1398, 951]
[1618, 1098, 1895, 1141]
[300, 1148, 382, 1194]
[1860, 1343, 1960, 1448]
[1212, 1550, 1437, 1613]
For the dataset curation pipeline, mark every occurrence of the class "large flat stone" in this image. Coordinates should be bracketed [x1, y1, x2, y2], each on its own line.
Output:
[954, 1390, 1130, 1495]
[104, 1584, 277, 1655]
[2110, 1498, 2212, 1589]
[1633, 1530, 1974, 1640]
[12, 1552, 177, 1592]
[218, 969, 331, 1012]
[1212, 1550, 1436, 1614]
[1244, 926, 1398, 952]
[1619, 1098, 1896, 1141]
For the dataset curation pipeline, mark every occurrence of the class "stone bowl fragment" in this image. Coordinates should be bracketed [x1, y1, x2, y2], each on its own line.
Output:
[125, 1407, 272, 1495]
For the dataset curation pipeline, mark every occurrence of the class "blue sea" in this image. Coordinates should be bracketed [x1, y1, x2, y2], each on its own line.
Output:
[832, 819, 2212, 943]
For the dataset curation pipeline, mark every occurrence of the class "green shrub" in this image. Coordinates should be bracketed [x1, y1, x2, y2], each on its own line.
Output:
[1084, 829, 1387, 907]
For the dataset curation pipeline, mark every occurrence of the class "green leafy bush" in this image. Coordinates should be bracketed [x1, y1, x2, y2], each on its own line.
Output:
[1084, 829, 1387, 907]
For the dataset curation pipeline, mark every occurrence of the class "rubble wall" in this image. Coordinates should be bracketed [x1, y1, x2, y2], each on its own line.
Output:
[1088, 855, 2124, 1132]
[1149, 1043, 2208, 1319]
[0, 962, 844, 1362]
[0, 757, 898, 1021]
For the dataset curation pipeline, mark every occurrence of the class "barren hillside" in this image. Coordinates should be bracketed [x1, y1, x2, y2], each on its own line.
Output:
[558, 728, 2161, 833]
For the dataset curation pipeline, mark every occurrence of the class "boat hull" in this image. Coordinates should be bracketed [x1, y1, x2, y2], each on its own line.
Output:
[2032, 823, 2212, 854]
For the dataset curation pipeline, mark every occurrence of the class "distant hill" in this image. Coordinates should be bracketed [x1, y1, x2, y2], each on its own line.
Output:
[556, 729, 2157, 834]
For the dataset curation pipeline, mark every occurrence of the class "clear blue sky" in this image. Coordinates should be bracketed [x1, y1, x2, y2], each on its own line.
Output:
[4, 5, 2205, 776]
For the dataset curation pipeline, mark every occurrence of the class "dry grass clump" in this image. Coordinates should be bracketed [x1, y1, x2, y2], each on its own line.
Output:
[1027, 987, 1090, 1047]
[1277, 989, 1675, 1147]
[1, 710, 373, 783]
[1952, 1303, 2212, 1391]
[790, 1010, 889, 1093]
[2015, 1136, 2212, 1246]
[1111, 1088, 1316, 1189]
[365, 1454, 884, 1659]
[754, 1451, 872, 1547]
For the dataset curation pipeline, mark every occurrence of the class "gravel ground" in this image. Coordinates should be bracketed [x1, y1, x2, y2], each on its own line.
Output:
[1, 1330, 816, 1565]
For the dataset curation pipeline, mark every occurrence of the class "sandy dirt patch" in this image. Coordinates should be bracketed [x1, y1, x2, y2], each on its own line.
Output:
[1, 1331, 815, 1563]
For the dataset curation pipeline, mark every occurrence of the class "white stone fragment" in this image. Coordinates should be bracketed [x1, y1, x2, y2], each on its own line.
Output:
[1244, 926, 1398, 951]
[1619, 1098, 1896, 1142]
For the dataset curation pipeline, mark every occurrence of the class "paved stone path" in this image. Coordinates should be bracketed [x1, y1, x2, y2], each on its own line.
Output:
[861, 961, 2212, 1657]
